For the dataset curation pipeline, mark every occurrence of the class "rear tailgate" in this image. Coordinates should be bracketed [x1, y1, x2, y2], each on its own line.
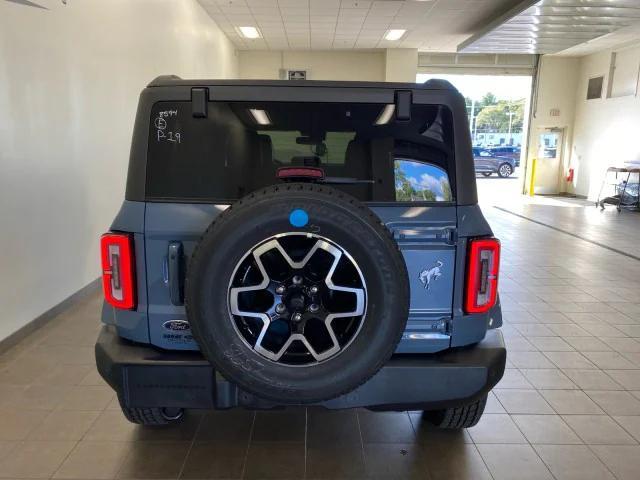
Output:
[371, 205, 456, 353]
[144, 202, 456, 353]
[139, 89, 466, 353]
[144, 203, 226, 350]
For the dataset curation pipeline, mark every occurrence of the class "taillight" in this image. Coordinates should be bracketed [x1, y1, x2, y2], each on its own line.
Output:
[100, 233, 136, 310]
[465, 238, 500, 314]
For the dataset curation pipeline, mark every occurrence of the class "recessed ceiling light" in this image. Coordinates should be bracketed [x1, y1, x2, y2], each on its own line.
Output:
[249, 109, 271, 125]
[237, 26, 261, 39]
[384, 29, 406, 41]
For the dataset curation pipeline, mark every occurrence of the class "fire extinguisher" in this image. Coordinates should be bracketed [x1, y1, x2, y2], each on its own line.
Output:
[566, 167, 574, 183]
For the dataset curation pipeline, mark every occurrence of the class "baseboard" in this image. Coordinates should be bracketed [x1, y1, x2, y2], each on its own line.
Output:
[535, 192, 587, 199]
[556, 192, 588, 199]
[0, 278, 101, 355]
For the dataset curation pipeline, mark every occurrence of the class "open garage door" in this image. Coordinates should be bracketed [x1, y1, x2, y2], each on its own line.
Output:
[417, 53, 537, 207]
[418, 53, 537, 76]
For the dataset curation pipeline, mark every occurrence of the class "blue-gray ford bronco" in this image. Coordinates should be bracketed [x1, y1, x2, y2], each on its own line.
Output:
[96, 77, 506, 428]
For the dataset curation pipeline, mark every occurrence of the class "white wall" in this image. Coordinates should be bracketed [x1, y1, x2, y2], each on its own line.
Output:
[239, 50, 386, 81]
[238, 49, 419, 82]
[385, 49, 418, 82]
[0, 0, 237, 341]
[526, 56, 580, 194]
[569, 46, 640, 199]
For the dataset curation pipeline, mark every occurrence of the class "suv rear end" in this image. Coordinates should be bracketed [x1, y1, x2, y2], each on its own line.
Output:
[96, 77, 505, 427]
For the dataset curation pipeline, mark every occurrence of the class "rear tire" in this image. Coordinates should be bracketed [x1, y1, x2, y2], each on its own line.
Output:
[424, 395, 487, 429]
[121, 406, 184, 426]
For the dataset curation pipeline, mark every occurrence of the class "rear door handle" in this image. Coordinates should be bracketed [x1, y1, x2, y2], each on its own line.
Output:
[168, 242, 184, 306]
[390, 225, 457, 245]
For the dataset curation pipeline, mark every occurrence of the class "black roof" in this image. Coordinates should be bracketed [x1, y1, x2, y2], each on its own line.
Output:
[147, 75, 458, 92]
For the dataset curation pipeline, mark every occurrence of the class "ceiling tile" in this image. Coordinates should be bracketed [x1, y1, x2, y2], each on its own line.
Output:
[281, 15, 309, 22]
[310, 15, 339, 23]
[203, 4, 222, 13]
[311, 0, 339, 8]
[362, 19, 391, 26]
[280, 7, 310, 15]
[278, 0, 309, 7]
[370, 1, 400, 11]
[220, 5, 251, 14]
[341, 1, 372, 9]
[200, 0, 640, 53]
[258, 21, 285, 27]
[226, 14, 256, 22]
[249, 6, 279, 14]
[339, 10, 368, 19]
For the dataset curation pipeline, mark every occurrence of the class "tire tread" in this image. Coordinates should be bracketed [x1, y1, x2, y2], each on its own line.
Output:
[428, 395, 487, 429]
[121, 407, 182, 425]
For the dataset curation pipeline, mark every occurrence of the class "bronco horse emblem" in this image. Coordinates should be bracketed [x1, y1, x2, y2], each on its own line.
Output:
[419, 261, 443, 290]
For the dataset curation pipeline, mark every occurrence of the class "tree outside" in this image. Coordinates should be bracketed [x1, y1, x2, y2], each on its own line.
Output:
[466, 93, 526, 146]
[475, 98, 525, 133]
[417, 74, 532, 148]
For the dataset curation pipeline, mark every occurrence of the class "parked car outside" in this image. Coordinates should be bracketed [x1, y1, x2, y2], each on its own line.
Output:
[487, 146, 521, 165]
[473, 147, 516, 178]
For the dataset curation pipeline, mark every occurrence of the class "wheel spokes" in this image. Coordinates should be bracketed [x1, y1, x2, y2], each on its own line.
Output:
[229, 235, 366, 365]
[322, 246, 365, 358]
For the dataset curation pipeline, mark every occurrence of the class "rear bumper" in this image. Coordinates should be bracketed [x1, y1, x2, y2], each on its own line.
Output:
[96, 325, 506, 411]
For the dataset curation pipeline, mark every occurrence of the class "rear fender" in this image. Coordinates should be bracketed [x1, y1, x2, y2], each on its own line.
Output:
[103, 201, 149, 344]
[450, 205, 502, 346]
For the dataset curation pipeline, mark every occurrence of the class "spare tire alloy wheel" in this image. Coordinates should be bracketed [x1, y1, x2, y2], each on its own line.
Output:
[229, 233, 366, 365]
[186, 184, 409, 404]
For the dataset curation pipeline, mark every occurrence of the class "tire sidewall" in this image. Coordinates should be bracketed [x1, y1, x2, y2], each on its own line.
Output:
[185, 185, 408, 403]
[498, 163, 513, 178]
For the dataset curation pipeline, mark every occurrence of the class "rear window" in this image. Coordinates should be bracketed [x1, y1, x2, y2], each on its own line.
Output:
[146, 101, 454, 203]
[394, 160, 452, 202]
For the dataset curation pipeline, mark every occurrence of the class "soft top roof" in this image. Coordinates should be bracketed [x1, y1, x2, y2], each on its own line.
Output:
[147, 75, 459, 93]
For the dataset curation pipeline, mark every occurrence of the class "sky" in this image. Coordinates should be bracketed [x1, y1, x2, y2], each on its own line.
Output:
[416, 74, 532, 102]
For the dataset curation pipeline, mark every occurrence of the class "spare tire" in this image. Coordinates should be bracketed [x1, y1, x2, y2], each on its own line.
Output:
[185, 183, 409, 403]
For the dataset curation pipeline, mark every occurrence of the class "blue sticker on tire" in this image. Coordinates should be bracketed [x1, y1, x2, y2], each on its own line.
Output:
[289, 209, 309, 228]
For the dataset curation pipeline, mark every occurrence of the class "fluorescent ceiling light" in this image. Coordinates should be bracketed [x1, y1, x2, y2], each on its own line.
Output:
[249, 109, 271, 125]
[238, 26, 261, 39]
[384, 29, 406, 41]
[375, 104, 395, 125]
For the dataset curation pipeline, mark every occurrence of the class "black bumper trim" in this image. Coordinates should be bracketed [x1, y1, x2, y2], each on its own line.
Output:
[96, 326, 505, 411]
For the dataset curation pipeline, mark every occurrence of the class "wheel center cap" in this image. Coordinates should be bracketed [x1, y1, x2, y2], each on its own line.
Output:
[286, 292, 306, 312]
[228, 233, 368, 365]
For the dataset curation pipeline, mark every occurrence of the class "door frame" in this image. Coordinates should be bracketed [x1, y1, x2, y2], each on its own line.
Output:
[531, 127, 566, 195]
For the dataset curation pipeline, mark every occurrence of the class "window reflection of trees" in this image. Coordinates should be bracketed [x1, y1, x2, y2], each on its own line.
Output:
[394, 160, 452, 202]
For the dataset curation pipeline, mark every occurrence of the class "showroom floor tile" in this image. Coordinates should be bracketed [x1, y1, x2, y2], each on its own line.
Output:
[1, 205, 640, 478]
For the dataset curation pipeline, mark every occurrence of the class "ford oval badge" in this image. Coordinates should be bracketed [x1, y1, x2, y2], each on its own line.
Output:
[163, 320, 191, 331]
